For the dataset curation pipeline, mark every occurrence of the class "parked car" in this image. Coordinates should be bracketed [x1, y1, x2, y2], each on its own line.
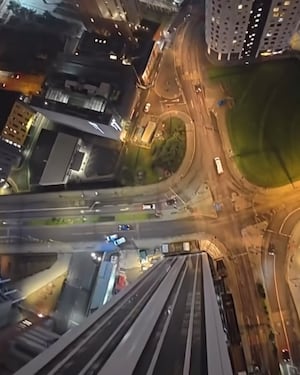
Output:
[118, 224, 132, 231]
[106, 234, 118, 242]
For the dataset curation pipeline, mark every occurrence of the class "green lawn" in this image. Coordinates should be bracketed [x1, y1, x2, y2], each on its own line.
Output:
[121, 116, 186, 185]
[121, 145, 160, 185]
[209, 59, 300, 187]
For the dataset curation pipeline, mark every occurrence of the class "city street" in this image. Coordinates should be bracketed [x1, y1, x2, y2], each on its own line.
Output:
[1, 1, 300, 372]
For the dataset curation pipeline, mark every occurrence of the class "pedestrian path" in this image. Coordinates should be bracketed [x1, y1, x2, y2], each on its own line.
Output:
[287, 222, 300, 320]
[154, 49, 181, 100]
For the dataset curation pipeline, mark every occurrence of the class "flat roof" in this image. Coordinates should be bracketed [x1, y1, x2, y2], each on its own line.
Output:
[39, 133, 78, 186]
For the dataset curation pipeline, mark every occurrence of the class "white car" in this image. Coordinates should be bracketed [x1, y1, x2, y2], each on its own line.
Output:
[142, 203, 156, 210]
[143, 102, 151, 113]
[113, 237, 126, 246]
[106, 234, 118, 242]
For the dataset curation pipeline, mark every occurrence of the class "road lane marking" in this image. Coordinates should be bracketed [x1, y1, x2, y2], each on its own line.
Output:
[279, 207, 300, 234]
[0, 206, 89, 214]
[71, 232, 95, 236]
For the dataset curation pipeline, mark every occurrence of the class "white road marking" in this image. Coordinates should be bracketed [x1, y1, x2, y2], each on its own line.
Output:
[71, 232, 95, 236]
[0, 206, 89, 214]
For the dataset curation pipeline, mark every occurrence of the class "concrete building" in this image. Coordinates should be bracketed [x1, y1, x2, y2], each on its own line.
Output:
[0, 277, 24, 332]
[39, 132, 78, 186]
[75, 0, 140, 25]
[0, 100, 33, 186]
[15, 253, 241, 375]
[205, 0, 300, 62]
[0, 139, 20, 186]
[29, 79, 124, 141]
[139, 0, 180, 14]
[1, 101, 35, 149]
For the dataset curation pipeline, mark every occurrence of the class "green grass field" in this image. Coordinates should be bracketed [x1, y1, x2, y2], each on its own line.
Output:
[209, 59, 300, 187]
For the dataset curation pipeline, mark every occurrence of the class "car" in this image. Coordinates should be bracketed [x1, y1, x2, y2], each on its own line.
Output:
[281, 348, 290, 362]
[166, 198, 176, 206]
[142, 203, 156, 210]
[194, 84, 202, 93]
[143, 102, 151, 113]
[113, 237, 126, 246]
[268, 244, 276, 255]
[110, 255, 119, 264]
[214, 156, 224, 175]
[118, 224, 132, 231]
[106, 234, 118, 242]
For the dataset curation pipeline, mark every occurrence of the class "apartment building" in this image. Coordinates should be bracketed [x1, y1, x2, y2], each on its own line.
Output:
[205, 0, 300, 62]
[1, 102, 35, 149]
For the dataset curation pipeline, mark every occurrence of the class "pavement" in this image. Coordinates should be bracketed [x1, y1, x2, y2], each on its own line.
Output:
[287, 222, 300, 321]
[154, 48, 181, 100]
[14, 253, 70, 298]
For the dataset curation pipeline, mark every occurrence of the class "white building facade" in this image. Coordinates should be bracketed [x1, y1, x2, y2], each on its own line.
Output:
[76, 0, 140, 25]
[205, 0, 300, 62]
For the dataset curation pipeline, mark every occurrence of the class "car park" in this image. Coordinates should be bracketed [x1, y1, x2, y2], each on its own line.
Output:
[142, 203, 156, 210]
[113, 237, 126, 246]
[106, 234, 118, 242]
[118, 224, 132, 231]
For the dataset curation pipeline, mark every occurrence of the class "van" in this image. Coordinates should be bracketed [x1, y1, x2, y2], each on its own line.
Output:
[214, 157, 224, 175]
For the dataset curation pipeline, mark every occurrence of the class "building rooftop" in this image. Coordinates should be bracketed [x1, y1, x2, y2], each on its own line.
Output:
[15, 253, 237, 375]
[39, 133, 78, 186]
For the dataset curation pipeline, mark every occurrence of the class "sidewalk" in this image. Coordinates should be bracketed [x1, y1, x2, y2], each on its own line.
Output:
[287, 222, 300, 320]
[14, 253, 70, 298]
[154, 48, 181, 100]
[134, 233, 226, 258]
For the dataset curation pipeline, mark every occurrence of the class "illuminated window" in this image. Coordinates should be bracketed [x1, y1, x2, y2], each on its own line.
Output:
[273, 7, 279, 12]
[238, 4, 243, 10]
[284, 1, 290, 5]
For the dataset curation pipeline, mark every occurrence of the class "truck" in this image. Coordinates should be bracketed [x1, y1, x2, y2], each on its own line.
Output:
[161, 241, 191, 254]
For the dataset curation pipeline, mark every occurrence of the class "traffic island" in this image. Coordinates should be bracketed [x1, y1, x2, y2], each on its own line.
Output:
[120, 116, 186, 186]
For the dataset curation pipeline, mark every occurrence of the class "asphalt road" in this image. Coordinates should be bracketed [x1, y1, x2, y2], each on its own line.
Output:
[263, 207, 300, 369]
